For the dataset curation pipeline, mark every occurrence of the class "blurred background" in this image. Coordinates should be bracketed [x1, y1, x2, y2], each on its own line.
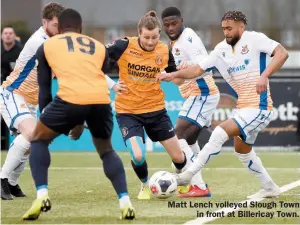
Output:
[1, 0, 300, 151]
[2, 0, 300, 50]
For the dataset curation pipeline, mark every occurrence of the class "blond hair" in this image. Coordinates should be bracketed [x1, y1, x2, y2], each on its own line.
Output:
[137, 10, 161, 33]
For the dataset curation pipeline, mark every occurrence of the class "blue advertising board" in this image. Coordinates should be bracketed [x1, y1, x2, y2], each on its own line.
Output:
[10, 78, 299, 150]
[10, 78, 185, 152]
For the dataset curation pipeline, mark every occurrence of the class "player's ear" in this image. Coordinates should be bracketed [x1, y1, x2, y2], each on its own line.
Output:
[42, 19, 47, 27]
[239, 22, 244, 30]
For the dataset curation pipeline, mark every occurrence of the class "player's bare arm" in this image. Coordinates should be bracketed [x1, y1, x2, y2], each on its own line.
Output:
[256, 44, 289, 94]
[157, 64, 205, 82]
[170, 61, 192, 85]
[171, 78, 184, 85]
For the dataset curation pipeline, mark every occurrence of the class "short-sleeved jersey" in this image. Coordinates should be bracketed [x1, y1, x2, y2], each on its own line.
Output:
[37, 32, 110, 111]
[171, 28, 219, 99]
[2, 27, 48, 105]
[199, 31, 279, 110]
[107, 37, 176, 114]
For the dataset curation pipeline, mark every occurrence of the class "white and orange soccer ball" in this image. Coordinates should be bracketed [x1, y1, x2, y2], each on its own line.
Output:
[149, 171, 177, 199]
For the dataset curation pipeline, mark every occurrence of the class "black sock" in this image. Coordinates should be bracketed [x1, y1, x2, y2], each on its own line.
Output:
[131, 160, 148, 183]
[101, 151, 128, 197]
[172, 152, 187, 170]
[29, 140, 51, 188]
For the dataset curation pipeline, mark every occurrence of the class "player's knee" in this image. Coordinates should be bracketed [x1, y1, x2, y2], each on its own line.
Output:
[132, 153, 145, 165]
[186, 135, 198, 145]
[234, 137, 252, 154]
[175, 126, 186, 140]
[18, 118, 36, 141]
[208, 126, 229, 145]
[99, 148, 114, 159]
[126, 137, 146, 166]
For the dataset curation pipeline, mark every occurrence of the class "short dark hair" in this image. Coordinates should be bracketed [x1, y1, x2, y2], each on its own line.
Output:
[42, 2, 65, 20]
[58, 8, 82, 31]
[161, 7, 181, 19]
[1, 25, 14, 34]
[221, 10, 247, 25]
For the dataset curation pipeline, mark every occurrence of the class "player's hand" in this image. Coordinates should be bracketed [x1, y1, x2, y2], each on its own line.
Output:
[69, 125, 84, 140]
[256, 75, 268, 94]
[113, 80, 127, 95]
[156, 72, 176, 82]
[176, 61, 191, 70]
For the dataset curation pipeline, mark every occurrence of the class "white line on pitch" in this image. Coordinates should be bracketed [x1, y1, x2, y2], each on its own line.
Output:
[23, 167, 299, 171]
[48, 152, 300, 156]
[183, 180, 300, 225]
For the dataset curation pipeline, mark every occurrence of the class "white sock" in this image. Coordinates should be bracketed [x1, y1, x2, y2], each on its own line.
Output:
[235, 149, 278, 190]
[0, 135, 30, 179]
[189, 142, 201, 155]
[37, 187, 48, 199]
[178, 139, 195, 172]
[8, 154, 29, 186]
[119, 194, 132, 209]
[187, 126, 229, 175]
[179, 139, 206, 189]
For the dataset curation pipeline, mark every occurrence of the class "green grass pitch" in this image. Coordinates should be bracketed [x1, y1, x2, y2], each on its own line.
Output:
[1, 151, 299, 224]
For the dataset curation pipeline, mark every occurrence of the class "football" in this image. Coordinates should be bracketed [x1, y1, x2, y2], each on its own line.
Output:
[149, 171, 177, 199]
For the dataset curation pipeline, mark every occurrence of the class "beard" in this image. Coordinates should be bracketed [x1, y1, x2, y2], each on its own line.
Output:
[226, 35, 240, 46]
[45, 27, 56, 37]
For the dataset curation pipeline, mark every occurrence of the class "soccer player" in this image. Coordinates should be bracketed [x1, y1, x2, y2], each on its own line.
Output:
[106, 11, 195, 200]
[158, 11, 289, 198]
[22, 9, 135, 220]
[0, 2, 65, 200]
[161, 7, 220, 197]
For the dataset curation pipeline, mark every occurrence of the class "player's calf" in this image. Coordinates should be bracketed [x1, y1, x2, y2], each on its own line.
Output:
[0, 134, 30, 200]
[0, 117, 35, 191]
[234, 145, 279, 196]
[126, 136, 150, 199]
[100, 149, 134, 209]
[29, 140, 51, 199]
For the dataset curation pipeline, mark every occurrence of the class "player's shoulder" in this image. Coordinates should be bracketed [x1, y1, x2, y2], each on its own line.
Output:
[243, 30, 268, 40]
[181, 27, 200, 43]
[105, 37, 129, 49]
[26, 27, 48, 47]
[215, 39, 229, 51]
[18, 27, 47, 59]
[182, 27, 197, 37]
[210, 40, 230, 58]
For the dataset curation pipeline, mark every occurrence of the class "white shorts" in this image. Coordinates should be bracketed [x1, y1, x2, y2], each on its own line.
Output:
[178, 94, 220, 128]
[232, 108, 273, 145]
[0, 87, 38, 133]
